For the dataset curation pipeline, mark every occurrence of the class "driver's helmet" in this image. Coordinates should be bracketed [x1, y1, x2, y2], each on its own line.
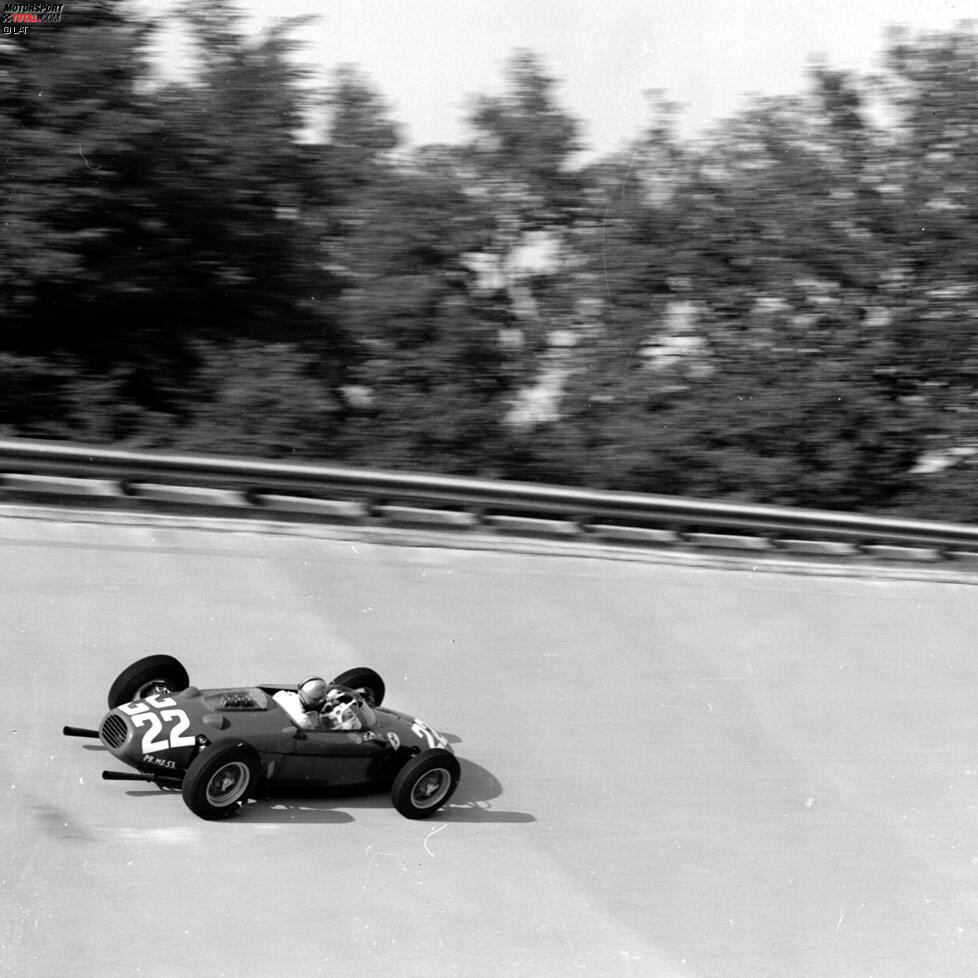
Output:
[297, 676, 328, 711]
[321, 689, 362, 731]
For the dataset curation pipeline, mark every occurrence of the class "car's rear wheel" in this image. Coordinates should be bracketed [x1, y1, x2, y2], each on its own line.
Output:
[330, 667, 385, 707]
[391, 749, 460, 819]
[181, 743, 260, 820]
[107, 655, 190, 708]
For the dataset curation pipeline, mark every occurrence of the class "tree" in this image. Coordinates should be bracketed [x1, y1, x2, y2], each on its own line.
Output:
[326, 146, 524, 473]
[505, 64, 933, 511]
[0, 0, 161, 436]
[1, 0, 349, 443]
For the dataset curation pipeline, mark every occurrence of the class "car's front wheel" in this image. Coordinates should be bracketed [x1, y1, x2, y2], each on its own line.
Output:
[391, 749, 460, 819]
[181, 743, 260, 820]
[107, 654, 190, 708]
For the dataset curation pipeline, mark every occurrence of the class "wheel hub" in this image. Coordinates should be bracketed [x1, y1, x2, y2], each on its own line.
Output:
[205, 761, 249, 806]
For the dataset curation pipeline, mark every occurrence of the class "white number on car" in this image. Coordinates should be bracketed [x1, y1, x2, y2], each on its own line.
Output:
[132, 711, 167, 752]
[120, 698, 196, 753]
[118, 700, 150, 716]
[161, 709, 195, 748]
[132, 709, 195, 753]
[411, 719, 448, 750]
[117, 694, 176, 716]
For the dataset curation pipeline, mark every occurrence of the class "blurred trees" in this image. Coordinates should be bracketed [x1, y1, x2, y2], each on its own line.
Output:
[1, 0, 160, 436]
[5, 3, 978, 519]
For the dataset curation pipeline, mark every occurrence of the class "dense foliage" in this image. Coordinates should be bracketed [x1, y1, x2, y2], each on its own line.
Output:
[4, 5, 978, 519]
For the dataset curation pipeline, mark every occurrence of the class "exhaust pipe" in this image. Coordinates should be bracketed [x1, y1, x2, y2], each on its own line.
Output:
[102, 770, 156, 782]
[102, 770, 182, 786]
[63, 725, 99, 738]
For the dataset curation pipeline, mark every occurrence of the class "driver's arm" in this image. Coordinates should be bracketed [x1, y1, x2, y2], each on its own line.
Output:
[293, 708, 324, 731]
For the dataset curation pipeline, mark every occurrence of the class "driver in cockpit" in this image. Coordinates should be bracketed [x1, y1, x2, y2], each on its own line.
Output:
[272, 676, 329, 730]
[319, 689, 364, 731]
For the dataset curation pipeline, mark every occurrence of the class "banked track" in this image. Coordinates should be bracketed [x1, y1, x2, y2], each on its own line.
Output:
[2, 499, 977, 977]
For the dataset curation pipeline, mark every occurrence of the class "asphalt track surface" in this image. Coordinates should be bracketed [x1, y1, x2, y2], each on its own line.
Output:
[2, 511, 977, 977]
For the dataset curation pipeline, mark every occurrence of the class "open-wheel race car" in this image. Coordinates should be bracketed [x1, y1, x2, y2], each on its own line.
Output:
[64, 655, 460, 821]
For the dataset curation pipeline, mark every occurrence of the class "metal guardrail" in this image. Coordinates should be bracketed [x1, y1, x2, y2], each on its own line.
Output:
[1, 437, 977, 562]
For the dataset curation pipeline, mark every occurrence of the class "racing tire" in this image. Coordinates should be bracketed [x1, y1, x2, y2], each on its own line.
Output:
[181, 742, 260, 821]
[330, 667, 385, 707]
[391, 748, 460, 819]
[107, 655, 191, 708]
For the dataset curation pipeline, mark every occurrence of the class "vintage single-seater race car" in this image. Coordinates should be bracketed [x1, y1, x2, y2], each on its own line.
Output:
[64, 655, 460, 821]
